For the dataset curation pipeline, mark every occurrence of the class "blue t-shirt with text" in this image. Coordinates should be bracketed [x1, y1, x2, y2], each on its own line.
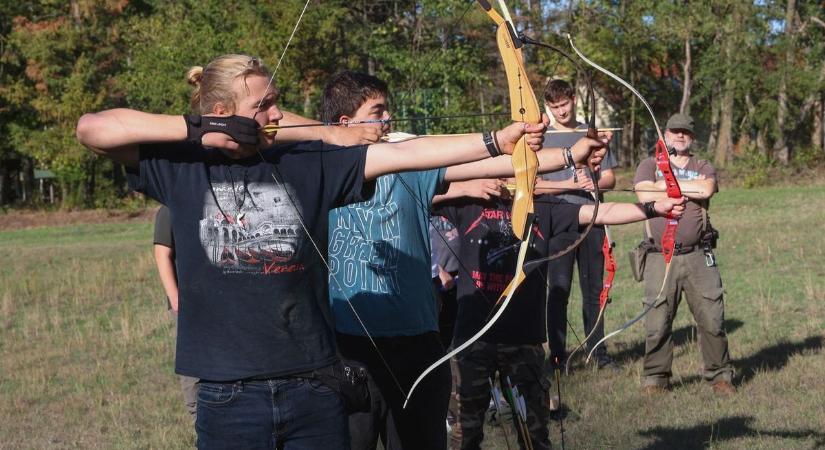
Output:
[329, 169, 447, 337]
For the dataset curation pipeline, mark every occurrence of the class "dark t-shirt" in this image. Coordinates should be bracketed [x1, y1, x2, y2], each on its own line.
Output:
[633, 155, 716, 247]
[435, 196, 581, 346]
[128, 140, 372, 381]
[153, 205, 174, 248]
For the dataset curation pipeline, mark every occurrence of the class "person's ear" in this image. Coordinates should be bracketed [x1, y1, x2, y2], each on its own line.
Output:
[212, 102, 230, 115]
[338, 115, 352, 126]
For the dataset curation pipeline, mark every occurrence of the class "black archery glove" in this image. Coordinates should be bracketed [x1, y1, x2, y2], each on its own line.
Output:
[184, 115, 260, 146]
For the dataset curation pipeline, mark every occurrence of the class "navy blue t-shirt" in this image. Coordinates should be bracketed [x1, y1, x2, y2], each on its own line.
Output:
[435, 196, 581, 346]
[128, 140, 372, 381]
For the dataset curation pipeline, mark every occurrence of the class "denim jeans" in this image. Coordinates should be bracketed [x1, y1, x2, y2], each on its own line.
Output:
[196, 377, 349, 450]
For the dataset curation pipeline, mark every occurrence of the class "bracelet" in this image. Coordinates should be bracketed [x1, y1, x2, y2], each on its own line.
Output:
[563, 146, 574, 168]
[482, 131, 500, 157]
[642, 201, 658, 219]
[491, 130, 502, 155]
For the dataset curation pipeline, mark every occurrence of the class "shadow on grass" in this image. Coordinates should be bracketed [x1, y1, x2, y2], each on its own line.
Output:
[637, 415, 825, 450]
[607, 319, 745, 364]
[733, 335, 823, 386]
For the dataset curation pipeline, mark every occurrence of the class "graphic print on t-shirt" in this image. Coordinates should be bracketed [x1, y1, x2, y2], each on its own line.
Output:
[199, 181, 304, 275]
[657, 166, 702, 181]
[461, 206, 546, 294]
[328, 175, 401, 294]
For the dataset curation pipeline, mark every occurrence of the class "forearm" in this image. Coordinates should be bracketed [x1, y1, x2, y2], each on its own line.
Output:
[365, 134, 491, 180]
[432, 182, 464, 204]
[678, 179, 716, 200]
[77, 109, 186, 150]
[597, 169, 616, 189]
[443, 147, 565, 182]
[579, 202, 649, 225]
[634, 181, 667, 202]
[275, 111, 323, 142]
[154, 246, 179, 311]
[77, 109, 186, 168]
[534, 178, 577, 195]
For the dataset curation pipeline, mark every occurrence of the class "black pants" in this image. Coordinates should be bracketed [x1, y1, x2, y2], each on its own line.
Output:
[338, 332, 452, 450]
[546, 225, 608, 364]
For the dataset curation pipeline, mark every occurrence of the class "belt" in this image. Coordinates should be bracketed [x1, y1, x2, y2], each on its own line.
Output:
[199, 368, 323, 384]
[650, 245, 697, 256]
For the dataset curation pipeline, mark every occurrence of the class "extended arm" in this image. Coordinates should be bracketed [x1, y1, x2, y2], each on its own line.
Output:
[276, 111, 383, 145]
[577, 196, 687, 225]
[442, 135, 608, 182]
[363, 122, 546, 180]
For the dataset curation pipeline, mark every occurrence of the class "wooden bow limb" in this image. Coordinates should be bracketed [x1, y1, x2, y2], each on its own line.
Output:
[403, 222, 536, 409]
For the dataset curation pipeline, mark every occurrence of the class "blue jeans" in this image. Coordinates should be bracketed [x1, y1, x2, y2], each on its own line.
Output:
[196, 377, 349, 450]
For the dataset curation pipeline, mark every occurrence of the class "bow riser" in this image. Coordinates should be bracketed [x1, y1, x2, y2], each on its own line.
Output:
[495, 21, 540, 239]
[654, 139, 682, 264]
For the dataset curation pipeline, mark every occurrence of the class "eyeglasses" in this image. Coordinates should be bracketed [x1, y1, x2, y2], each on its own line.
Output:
[667, 129, 693, 136]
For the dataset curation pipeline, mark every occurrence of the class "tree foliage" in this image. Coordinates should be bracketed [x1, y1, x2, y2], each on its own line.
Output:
[1, 0, 823, 207]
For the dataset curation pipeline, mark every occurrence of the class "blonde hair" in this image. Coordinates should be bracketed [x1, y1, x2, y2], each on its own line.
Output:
[186, 54, 272, 114]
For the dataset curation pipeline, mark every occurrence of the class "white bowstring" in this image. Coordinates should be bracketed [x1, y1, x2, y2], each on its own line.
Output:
[255, 0, 313, 112]
[566, 34, 665, 143]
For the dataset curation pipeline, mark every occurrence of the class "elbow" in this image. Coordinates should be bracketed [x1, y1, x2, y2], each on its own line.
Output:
[76, 113, 109, 156]
[75, 114, 98, 151]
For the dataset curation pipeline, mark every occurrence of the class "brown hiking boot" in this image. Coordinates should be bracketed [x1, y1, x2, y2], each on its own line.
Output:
[642, 384, 668, 396]
[711, 380, 736, 396]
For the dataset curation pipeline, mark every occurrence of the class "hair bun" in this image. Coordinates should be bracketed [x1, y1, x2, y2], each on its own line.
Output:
[186, 66, 204, 86]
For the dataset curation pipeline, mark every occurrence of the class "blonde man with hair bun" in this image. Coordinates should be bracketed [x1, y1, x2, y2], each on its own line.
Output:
[75, 52, 585, 448]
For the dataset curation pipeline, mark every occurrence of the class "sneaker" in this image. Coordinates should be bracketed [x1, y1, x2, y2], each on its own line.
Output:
[711, 380, 736, 396]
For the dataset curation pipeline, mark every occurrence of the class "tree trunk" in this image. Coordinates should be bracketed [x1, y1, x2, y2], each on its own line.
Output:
[679, 35, 692, 115]
[773, 0, 796, 164]
[715, 83, 734, 168]
[84, 157, 97, 208]
[112, 163, 126, 197]
[707, 83, 720, 155]
[0, 166, 7, 205]
[20, 157, 34, 204]
[813, 95, 824, 153]
[714, 7, 739, 169]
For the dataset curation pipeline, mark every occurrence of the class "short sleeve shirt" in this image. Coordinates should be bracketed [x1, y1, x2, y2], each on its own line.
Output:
[540, 123, 618, 205]
[153, 205, 174, 248]
[329, 169, 447, 337]
[435, 195, 581, 346]
[633, 155, 717, 247]
[128, 140, 372, 381]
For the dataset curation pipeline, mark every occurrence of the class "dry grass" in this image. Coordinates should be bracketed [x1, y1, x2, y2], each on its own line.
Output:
[1, 185, 824, 449]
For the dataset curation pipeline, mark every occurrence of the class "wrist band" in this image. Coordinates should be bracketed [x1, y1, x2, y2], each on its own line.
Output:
[483, 131, 500, 157]
[643, 201, 657, 219]
[491, 130, 502, 155]
[563, 146, 574, 168]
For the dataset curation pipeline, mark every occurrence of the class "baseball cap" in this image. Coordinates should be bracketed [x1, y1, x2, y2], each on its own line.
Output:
[665, 113, 694, 134]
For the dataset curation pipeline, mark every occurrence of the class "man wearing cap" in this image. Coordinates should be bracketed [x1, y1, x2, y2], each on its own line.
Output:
[633, 113, 735, 396]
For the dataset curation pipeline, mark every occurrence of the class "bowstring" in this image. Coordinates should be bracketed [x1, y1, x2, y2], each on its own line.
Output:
[252, 0, 410, 399]
[260, 153, 408, 399]
[253, 0, 313, 118]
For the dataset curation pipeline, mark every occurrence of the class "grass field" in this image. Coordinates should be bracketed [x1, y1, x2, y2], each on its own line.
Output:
[1, 185, 824, 449]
